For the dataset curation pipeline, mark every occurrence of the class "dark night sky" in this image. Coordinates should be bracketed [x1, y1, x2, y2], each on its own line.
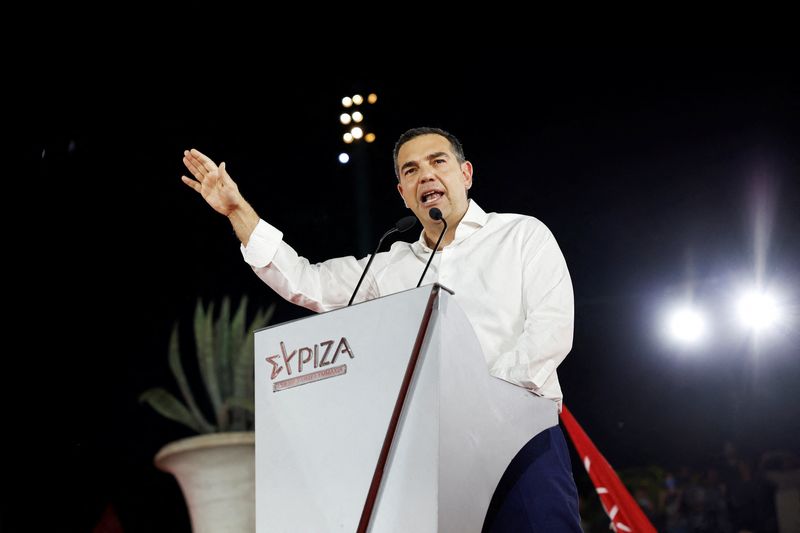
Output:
[12, 48, 800, 531]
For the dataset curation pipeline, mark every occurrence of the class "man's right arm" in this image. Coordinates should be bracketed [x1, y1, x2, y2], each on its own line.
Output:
[181, 148, 259, 245]
[226, 200, 260, 246]
[241, 220, 372, 313]
[181, 148, 372, 312]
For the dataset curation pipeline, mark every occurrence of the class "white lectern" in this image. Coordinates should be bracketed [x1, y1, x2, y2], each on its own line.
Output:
[255, 284, 557, 532]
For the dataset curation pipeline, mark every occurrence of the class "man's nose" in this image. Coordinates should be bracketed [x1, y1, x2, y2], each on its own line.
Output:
[419, 165, 436, 182]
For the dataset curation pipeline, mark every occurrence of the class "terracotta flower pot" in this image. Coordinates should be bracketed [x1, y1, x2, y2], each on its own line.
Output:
[155, 432, 255, 532]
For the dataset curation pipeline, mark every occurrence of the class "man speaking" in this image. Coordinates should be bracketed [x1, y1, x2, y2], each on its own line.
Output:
[181, 127, 582, 531]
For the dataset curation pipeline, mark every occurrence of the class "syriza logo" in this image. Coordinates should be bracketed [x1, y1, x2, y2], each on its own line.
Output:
[266, 337, 354, 392]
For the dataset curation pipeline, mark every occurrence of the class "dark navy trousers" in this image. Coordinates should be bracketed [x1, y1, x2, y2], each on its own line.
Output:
[482, 425, 583, 532]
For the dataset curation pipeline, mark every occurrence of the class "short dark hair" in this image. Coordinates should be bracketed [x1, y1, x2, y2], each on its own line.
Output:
[393, 127, 466, 180]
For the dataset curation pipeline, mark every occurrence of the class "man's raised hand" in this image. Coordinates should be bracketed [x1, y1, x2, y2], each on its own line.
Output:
[181, 148, 243, 216]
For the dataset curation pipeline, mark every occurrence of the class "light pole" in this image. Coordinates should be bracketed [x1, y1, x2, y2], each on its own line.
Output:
[339, 92, 379, 256]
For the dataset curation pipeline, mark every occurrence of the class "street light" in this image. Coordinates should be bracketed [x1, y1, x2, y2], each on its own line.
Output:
[664, 305, 708, 348]
[338, 90, 380, 255]
[736, 288, 782, 332]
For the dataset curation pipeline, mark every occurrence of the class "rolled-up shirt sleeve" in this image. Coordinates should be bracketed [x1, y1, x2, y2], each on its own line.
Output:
[241, 220, 284, 268]
[240, 219, 369, 313]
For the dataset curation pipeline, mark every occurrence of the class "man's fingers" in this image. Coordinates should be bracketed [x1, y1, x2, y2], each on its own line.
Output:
[189, 148, 208, 160]
[183, 149, 204, 169]
[190, 148, 218, 174]
[181, 175, 201, 192]
[183, 156, 206, 182]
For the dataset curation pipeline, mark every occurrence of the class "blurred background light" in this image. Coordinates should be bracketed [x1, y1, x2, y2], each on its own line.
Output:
[736, 289, 782, 331]
[665, 305, 708, 347]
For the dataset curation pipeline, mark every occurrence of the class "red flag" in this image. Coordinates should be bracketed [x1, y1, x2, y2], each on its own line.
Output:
[560, 405, 658, 533]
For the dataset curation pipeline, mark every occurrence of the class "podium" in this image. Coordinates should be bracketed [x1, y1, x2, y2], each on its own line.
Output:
[254, 284, 557, 532]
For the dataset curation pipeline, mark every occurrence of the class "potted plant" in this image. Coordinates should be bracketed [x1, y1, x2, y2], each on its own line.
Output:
[140, 296, 274, 533]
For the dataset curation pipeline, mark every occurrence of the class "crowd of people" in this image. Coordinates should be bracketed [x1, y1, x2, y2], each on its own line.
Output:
[580, 443, 799, 533]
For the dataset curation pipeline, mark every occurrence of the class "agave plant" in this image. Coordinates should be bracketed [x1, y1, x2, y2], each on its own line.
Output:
[140, 296, 275, 433]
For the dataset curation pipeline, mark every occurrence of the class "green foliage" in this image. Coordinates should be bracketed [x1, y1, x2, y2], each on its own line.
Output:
[140, 296, 275, 433]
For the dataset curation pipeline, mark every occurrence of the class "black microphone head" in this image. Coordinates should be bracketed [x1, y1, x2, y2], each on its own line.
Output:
[429, 208, 443, 221]
[395, 215, 417, 233]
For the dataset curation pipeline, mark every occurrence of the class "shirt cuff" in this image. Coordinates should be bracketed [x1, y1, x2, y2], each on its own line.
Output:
[240, 219, 284, 268]
[492, 356, 555, 393]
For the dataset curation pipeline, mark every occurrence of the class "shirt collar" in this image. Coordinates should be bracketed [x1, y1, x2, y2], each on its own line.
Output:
[412, 200, 488, 252]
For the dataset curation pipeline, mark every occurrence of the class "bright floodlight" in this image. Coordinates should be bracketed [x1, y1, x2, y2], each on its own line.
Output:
[352, 111, 363, 123]
[367, 93, 378, 104]
[352, 94, 364, 105]
[340, 113, 352, 125]
[737, 290, 780, 330]
[343, 132, 353, 144]
[342, 97, 353, 108]
[351, 127, 364, 139]
[338, 152, 350, 164]
[666, 306, 707, 346]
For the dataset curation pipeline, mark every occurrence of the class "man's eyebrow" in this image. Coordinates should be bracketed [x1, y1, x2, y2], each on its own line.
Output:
[400, 160, 418, 173]
[399, 152, 451, 173]
[427, 151, 449, 161]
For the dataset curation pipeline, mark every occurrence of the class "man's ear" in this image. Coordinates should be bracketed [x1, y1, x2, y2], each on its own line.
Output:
[462, 161, 474, 190]
[397, 183, 408, 208]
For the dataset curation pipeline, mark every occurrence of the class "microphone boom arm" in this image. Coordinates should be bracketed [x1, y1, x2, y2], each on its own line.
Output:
[348, 228, 396, 306]
[348, 215, 417, 306]
[416, 214, 448, 288]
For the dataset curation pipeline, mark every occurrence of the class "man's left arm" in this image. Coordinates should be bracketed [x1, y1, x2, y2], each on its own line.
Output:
[489, 230, 574, 394]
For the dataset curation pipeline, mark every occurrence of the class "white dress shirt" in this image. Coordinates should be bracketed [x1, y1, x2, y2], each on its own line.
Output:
[241, 200, 574, 408]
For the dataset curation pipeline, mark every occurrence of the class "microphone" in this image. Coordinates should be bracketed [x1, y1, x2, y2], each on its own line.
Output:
[348, 215, 417, 306]
[416, 208, 448, 288]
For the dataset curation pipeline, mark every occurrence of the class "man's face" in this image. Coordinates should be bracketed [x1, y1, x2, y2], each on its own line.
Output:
[396, 134, 473, 226]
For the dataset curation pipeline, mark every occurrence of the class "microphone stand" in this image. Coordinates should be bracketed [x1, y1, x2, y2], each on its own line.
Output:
[417, 215, 448, 288]
[348, 216, 416, 306]
[348, 228, 396, 306]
